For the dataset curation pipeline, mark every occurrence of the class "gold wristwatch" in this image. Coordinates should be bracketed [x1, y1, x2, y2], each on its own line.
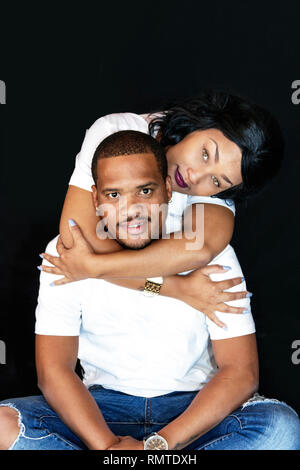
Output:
[143, 277, 164, 297]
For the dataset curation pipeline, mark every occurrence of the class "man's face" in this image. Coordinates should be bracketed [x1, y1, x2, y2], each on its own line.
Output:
[92, 153, 172, 250]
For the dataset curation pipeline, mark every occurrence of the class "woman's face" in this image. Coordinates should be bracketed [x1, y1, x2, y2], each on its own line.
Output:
[166, 128, 243, 196]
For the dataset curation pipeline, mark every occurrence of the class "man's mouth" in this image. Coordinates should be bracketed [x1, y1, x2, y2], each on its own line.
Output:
[119, 219, 148, 236]
[175, 167, 188, 188]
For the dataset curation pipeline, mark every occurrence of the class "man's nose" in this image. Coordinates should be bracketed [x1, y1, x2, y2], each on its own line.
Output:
[119, 195, 147, 219]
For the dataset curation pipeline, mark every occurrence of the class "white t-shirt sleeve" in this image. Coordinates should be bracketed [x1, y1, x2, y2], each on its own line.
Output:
[35, 236, 82, 336]
[206, 313, 256, 340]
[68, 113, 149, 192]
[186, 194, 236, 216]
[205, 245, 255, 340]
[68, 117, 112, 192]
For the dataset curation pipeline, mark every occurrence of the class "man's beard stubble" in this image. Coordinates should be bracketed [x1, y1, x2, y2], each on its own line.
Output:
[114, 237, 153, 251]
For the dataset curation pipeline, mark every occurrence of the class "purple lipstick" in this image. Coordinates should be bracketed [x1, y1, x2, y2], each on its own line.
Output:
[175, 167, 188, 188]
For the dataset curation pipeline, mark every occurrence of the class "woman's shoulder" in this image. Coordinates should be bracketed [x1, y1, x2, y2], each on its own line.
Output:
[91, 112, 149, 133]
[79, 112, 150, 157]
[186, 194, 236, 215]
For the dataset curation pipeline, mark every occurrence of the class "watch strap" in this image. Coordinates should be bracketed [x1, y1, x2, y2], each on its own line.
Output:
[143, 277, 163, 297]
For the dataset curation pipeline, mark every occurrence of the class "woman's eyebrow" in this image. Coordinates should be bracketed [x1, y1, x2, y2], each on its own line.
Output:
[209, 138, 233, 186]
[222, 174, 233, 186]
[209, 138, 219, 163]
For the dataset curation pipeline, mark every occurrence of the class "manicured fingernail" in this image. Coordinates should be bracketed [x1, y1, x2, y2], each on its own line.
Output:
[49, 282, 55, 287]
[222, 326, 228, 330]
[222, 265, 231, 270]
[246, 292, 253, 298]
[243, 309, 250, 314]
[68, 219, 76, 227]
[39, 254, 44, 259]
[241, 277, 245, 282]
[37, 266, 42, 271]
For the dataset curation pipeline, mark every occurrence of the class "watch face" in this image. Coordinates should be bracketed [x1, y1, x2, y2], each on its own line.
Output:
[145, 435, 168, 450]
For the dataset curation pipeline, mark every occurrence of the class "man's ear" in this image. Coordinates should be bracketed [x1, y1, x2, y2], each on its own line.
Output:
[165, 175, 172, 202]
[91, 185, 99, 211]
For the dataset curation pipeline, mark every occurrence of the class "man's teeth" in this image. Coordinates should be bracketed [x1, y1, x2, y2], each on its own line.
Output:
[128, 223, 143, 228]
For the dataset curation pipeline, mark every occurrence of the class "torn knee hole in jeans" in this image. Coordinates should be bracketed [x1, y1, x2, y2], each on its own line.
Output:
[0, 403, 25, 448]
[241, 393, 284, 410]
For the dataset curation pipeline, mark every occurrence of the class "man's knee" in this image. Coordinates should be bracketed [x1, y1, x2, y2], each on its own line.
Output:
[243, 400, 300, 450]
[270, 403, 300, 450]
[0, 406, 20, 450]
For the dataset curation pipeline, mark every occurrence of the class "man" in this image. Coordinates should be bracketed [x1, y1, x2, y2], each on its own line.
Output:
[0, 131, 299, 450]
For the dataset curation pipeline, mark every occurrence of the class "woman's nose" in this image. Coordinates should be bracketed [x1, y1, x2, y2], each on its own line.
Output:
[187, 167, 202, 186]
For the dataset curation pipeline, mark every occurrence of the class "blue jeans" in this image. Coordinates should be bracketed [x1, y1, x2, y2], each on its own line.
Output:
[1, 387, 300, 450]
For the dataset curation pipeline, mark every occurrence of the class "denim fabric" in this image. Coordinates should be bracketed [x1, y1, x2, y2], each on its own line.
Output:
[1, 387, 300, 450]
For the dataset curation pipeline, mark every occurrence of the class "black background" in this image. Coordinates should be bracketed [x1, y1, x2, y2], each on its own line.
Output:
[0, 2, 299, 413]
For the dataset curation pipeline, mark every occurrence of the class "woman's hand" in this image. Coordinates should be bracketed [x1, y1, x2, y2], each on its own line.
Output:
[174, 265, 251, 329]
[106, 435, 144, 451]
[39, 220, 97, 286]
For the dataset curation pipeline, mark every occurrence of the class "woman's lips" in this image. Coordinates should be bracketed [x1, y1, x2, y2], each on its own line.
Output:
[175, 167, 188, 188]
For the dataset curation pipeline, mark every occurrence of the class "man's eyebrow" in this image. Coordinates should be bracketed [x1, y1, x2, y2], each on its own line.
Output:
[101, 182, 159, 194]
[136, 181, 159, 189]
[101, 187, 120, 194]
[209, 138, 233, 187]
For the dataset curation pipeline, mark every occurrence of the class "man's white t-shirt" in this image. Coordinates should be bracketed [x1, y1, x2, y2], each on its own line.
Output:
[35, 236, 255, 398]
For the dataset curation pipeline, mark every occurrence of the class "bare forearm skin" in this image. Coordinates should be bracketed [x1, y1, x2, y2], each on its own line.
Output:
[107, 274, 180, 297]
[38, 369, 118, 450]
[89, 236, 213, 279]
[61, 187, 234, 280]
[157, 366, 258, 450]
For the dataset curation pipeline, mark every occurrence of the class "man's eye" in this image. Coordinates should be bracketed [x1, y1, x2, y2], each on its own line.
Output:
[140, 188, 152, 195]
[108, 192, 119, 199]
[211, 175, 220, 187]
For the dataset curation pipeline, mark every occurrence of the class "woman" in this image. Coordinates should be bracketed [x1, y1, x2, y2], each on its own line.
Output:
[39, 90, 284, 327]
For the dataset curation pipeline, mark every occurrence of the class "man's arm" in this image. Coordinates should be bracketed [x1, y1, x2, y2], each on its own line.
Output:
[156, 334, 259, 450]
[35, 334, 119, 450]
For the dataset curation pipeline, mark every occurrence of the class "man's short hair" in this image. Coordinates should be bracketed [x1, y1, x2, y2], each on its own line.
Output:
[91, 130, 168, 184]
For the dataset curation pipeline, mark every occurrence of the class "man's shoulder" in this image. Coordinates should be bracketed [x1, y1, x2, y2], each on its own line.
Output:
[44, 235, 60, 257]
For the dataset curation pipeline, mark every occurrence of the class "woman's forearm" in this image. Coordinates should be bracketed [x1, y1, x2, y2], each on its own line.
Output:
[89, 234, 212, 279]
[106, 274, 181, 298]
[50, 199, 234, 284]
[88, 203, 233, 279]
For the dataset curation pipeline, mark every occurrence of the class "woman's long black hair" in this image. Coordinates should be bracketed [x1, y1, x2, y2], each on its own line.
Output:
[148, 90, 285, 202]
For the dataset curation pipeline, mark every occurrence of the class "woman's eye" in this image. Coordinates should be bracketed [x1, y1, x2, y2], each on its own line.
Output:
[211, 175, 220, 187]
[108, 192, 119, 199]
[203, 148, 209, 161]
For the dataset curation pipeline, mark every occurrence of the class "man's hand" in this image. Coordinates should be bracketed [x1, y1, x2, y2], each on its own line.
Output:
[39, 219, 96, 286]
[175, 265, 250, 329]
[107, 435, 144, 451]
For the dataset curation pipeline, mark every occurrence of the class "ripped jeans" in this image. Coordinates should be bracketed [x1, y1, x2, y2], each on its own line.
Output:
[1, 387, 300, 450]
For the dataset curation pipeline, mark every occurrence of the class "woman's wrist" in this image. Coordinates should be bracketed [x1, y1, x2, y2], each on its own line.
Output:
[86, 253, 106, 279]
[160, 275, 183, 301]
